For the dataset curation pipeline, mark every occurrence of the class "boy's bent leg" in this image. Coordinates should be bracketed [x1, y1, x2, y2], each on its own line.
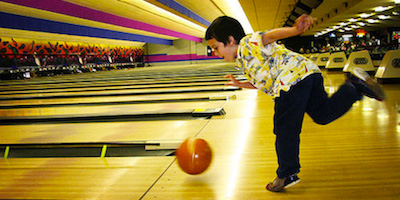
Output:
[268, 73, 362, 192]
[306, 74, 362, 125]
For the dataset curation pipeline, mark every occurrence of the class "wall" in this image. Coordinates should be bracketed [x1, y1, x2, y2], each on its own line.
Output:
[145, 39, 222, 66]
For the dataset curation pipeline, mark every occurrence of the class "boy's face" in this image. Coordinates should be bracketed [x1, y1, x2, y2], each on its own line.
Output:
[207, 37, 237, 62]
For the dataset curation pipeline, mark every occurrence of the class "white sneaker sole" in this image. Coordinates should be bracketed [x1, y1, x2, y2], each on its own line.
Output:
[352, 67, 370, 81]
[351, 67, 386, 101]
[284, 179, 301, 189]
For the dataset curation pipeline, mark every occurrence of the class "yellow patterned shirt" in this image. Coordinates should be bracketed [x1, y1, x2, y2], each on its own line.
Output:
[236, 31, 321, 98]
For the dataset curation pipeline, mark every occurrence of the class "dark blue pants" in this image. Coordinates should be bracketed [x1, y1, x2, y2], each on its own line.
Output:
[273, 73, 362, 178]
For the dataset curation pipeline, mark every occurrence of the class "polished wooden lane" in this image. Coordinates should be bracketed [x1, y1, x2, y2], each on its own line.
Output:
[0, 101, 226, 127]
[0, 64, 236, 142]
[0, 81, 227, 95]
[0, 84, 234, 125]
[0, 92, 237, 108]
[0, 63, 239, 87]
[0, 157, 175, 199]
[0, 85, 240, 101]
[0, 64, 239, 198]
[0, 119, 209, 145]
[0, 76, 238, 91]
[0, 101, 226, 116]
[0, 76, 236, 91]
[0, 63, 232, 144]
[1, 68, 399, 199]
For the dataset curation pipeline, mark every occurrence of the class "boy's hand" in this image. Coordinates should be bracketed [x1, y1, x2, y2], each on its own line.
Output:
[294, 14, 316, 34]
[262, 14, 316, 44]
[224, 74, 257, 89]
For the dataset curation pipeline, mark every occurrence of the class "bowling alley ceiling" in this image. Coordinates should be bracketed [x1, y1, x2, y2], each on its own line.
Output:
[0, 0, 400, 46]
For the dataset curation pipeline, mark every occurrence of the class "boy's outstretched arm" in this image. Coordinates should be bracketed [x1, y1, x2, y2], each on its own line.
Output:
[224, 74, 257, 89]
[262, 14, 316, 45]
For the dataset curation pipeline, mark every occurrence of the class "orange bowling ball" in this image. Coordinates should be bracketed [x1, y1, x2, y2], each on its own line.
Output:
[176, 137, 212, 175]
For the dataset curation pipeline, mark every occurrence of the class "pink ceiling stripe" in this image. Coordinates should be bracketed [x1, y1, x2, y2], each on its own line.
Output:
[2, 0, 202, 42]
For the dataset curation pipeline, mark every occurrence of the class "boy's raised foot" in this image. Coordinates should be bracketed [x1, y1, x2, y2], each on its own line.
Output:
[347, 67, 386, 101]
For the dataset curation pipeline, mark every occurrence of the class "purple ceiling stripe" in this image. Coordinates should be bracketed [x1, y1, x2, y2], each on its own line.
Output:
[2, 0, 202, 42]
[156, 0, 210, 26]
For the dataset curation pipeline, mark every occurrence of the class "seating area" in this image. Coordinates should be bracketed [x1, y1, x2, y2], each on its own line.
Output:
[0, 54, 145, 80]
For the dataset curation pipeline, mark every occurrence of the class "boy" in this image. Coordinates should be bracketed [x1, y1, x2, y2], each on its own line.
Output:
[205, 15, 386, 192]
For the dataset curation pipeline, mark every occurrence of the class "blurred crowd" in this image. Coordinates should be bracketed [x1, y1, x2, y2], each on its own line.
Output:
[297, 36, 399, 56]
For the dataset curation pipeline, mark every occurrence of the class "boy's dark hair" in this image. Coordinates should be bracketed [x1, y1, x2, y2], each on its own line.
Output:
[205, 16, 246, 45]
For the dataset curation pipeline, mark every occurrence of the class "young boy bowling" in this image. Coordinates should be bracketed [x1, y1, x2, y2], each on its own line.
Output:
[205, 14, 386, 192]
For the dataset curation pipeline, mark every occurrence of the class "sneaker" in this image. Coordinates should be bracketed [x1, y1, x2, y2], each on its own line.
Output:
[266, 174, 300, 192]
[347, 67, 386, 101]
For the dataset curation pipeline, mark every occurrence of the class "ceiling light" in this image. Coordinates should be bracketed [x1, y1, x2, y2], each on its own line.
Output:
[333, 26, 340, 29]
[360, 13, 373, 18]
[344, 27, 352, 31]
[326, 28, 334, 32]
[351, 25, 360, 28]
[349, 18, 358, 22]
[395, 0, 400, 4]
[374, 6, 392, 12]
[338, 29, 345, 32]
[367, 19, 379, 23]
[378, 15, 390, 19]
[357, 22, 366, 26]
[393, 11, 400, 15]
[339, 22, 349, 26]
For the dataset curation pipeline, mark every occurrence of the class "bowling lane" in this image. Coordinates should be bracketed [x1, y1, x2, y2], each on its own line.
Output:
[0, 63, 246, 199]
[0, 91, 237, 108]
[0, 92, 237, 108]
[0, 85, 240, 100]
[0, 119, 209, 144]
[0, 63, 239, 87]
[141, 90, 275, 200]
[0, 74, 236, 89]
[0, 79, 226, 95]
[0, 77, 236, 92]
[0, 76, 239, 92]
[0, 78, 229, 93]
[0, 81, 227, 95]
[143, 116, 400, 199]
[0, 101, 226, 117]
[0, 157, 175, 199]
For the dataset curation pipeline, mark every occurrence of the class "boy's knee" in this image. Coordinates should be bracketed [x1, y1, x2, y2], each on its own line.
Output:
[313, 118, 331, 125]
